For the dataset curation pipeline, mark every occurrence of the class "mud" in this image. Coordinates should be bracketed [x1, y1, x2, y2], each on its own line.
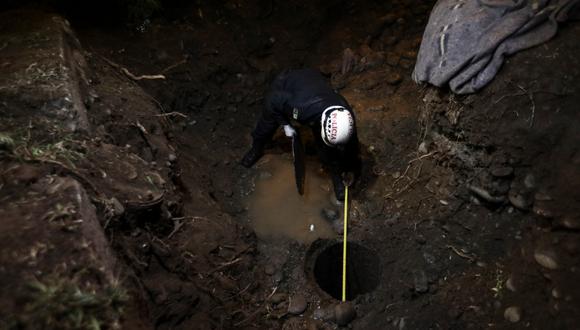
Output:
[246, 155, 337, 244]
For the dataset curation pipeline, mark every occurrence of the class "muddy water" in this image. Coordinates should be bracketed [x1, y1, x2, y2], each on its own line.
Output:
[247, 155, 339, 244]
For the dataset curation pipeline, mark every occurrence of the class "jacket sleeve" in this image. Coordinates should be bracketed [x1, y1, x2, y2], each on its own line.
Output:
[266, 90, 292, 126]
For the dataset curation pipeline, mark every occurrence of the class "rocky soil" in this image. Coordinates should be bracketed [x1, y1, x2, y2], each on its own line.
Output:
[1, 1, 579, 329]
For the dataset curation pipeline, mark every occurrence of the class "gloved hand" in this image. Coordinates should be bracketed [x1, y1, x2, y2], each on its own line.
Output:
[283, 125, 296, 138]
[342, 172, 355, 187]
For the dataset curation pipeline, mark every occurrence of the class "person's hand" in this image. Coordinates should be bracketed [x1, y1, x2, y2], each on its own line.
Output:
[342, 172, 354, 187]
[283, 125, 296, 138]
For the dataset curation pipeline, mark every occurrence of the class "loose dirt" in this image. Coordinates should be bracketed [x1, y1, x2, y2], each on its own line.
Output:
[1, 0, 579, 329]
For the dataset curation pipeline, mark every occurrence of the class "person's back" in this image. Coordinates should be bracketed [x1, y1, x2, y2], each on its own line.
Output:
[241, 68, 360, 201]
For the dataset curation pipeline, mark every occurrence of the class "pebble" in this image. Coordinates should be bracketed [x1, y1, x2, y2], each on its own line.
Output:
[552, 287, 562, 299]
[491, 166, 513, 178]
[269, 293, 287, 304]
[334, 302, 356, 326]
[288, 294, 307, 315]
[534, 191, 553, 201]
[258, 171, 273, 180]
[508, 190, 532, 210]
[524, 173, 536, 189]
[413, 269, 429, 293]
[533, 202, 555, 218]
[264, 264, 276, 275]
[332, 219, 344, 235]
[385, 71, 403, 85]
[554, 216, 580, 230]
[386, 52, 401, 66]
[534, 248, 559, 270]
[313, 306, 335, 321]
[168, 153, 177, 162]
[504, 306, 522, 323]
[321, 208, 339, 222]
[505, 276, 517, 292]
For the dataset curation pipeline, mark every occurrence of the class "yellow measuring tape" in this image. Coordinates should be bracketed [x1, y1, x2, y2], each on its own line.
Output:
[342, 185, 349, 302]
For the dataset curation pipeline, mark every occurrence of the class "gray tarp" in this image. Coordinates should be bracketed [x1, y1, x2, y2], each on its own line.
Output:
[412, 0, 580, 94]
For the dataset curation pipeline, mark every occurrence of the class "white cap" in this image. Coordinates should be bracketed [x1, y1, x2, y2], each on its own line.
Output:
[321, 106, 354, 146]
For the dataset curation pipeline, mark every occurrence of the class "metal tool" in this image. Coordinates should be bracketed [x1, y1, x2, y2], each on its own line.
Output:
[291, 132, 305, 195]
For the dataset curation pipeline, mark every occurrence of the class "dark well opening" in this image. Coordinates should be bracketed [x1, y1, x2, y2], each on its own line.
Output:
[313, 241, 381, 300]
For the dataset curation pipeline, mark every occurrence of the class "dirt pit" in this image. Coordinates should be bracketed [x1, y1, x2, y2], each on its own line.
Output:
[307, 239, 381, 301]
[2, 1, 579, 329]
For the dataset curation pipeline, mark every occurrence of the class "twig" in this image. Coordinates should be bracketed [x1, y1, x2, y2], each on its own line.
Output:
[208, 257, 242, 274]
[234, 286, 278, 327]
[100, 55, 165, 81]
[513, 83, 535, 128]
[447, 245, 475, 262]
[161, 57, 188, 74]
[154, 111, 188, 118]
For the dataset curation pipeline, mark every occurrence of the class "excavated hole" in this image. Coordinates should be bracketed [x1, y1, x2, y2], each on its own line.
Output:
[311, 241, 381, 300]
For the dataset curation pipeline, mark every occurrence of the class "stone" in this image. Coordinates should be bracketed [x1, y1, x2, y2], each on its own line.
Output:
[332, 219, 344, 235]
[168, 153, 177, 162]
[504, 306, 521, 323]
[386, 52, 401, 66]
[533, 201, 555, 218]
[534, 191, 553, 201]
[269, 293, 287, 304]
[313, 306, 335, 322]
[385, 71, 403, 85]
[505, 276, 517, 292]
[508, 190, 532, 210]
[524, 173, 536, 189]
[554, 216, 580, 230]
[288, 294, 307, 315]
[491, 166, 514, 178]
[264, 264, 276, 275]
[321, 208, 339, 222]
[258, 171, 273, 180]
[413, 269, 428, 293]
[334, 302, 356, 326]
[534, 248, 559, 270]
[552, 287, 562, 299]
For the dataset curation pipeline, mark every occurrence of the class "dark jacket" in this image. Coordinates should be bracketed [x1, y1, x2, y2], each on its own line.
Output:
[252, 68, 360, 176]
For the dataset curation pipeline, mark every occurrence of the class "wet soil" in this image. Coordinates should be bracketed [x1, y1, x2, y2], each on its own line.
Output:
[1, 0, 579, 329]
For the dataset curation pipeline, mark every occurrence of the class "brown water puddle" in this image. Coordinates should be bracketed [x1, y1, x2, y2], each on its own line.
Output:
[246, 155, 339, 244]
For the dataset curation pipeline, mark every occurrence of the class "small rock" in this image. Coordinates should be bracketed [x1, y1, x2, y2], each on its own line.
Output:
[491, 166, 514, 178]
[269, 293, 287, 304]
[264, 264, 276, 275]
[321, 208, 339, 222]
[258, 171, 273, 180]
[524, 173, 536, 189]
[413, 269, 428, 293]
[288, 294, 307, 315]
[386, 52, 401, 66]
[508, 190, 532, 210]
[415, 235, 426, 245]
[334, 302, 356, 326]
[534, 191, 553, 201]
[168, 153, 177, 162]
[505, 276, 517, 292]
[534, 248, 559, 270]
[504, 306, 522, 323]
[332, 219, 344, 235]
[418, 141, 428, 154]
[385, 71, 403, 85]
[552, 287, 562, 299]
[533, 201, 555, 218]
[554, 216, 580, 230]
[313, 306, 335, 322]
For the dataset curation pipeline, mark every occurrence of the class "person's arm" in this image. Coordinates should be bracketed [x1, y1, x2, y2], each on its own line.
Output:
[266, 90, 292, 126]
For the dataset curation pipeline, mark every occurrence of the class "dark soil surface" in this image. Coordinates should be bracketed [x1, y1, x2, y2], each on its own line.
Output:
[1, 1, 579, 329]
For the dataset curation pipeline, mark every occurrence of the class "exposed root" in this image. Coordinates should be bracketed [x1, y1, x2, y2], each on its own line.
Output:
[99, 55, 166, 81]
